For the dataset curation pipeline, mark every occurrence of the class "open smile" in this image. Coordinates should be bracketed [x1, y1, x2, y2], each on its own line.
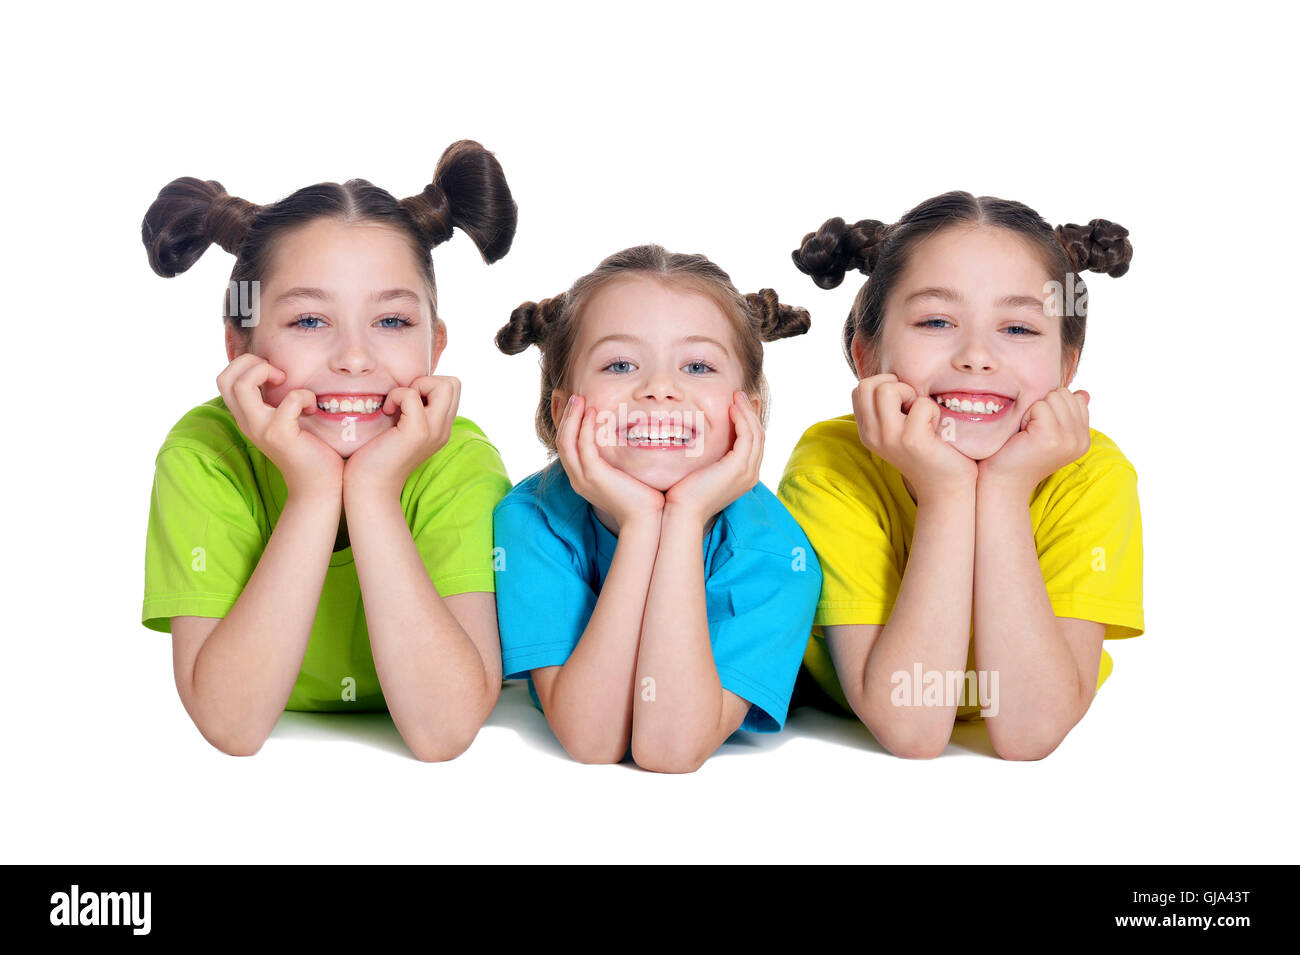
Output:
[313, 392, 388, 420]
[929, 390, 1014, 422]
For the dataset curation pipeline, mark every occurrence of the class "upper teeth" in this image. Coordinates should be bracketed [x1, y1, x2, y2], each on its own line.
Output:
[317, 397, 381, 413]
[936, 396, 1003, 414]
[627, 427, 690, 442]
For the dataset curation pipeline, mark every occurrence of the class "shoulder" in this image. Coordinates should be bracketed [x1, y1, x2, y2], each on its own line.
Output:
[152, 397, 260, 486]
[1047, 428, 1138, 489]
[494, 461, 589, 537]
[154, 397, 250, 461]
[781, 413, 862, 476]
[1034, 428, 1139, 516]
[421, 415, 508, 471]
[718, 481, 821, 567]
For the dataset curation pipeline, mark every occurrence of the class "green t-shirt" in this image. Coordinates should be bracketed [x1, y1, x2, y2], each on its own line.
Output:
[142, 397, 513, 712]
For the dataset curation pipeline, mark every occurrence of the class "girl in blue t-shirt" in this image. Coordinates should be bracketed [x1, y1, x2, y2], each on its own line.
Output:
[492, 244, 823, 773]
[140, 141, 517, 760]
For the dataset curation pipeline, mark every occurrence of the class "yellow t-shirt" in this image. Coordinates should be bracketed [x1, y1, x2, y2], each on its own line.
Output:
[776, 414, 1144, 720]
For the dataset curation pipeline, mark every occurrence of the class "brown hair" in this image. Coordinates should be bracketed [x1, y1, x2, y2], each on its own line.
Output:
[790, 190, 1133, 379]
[141, 140, 518, 340]
[496, 244, 810, 456]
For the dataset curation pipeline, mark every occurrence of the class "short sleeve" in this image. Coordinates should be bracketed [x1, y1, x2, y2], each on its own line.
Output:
[492, 497, 598, 679]
[142, 448, 266, 633]
[707, 544, 822, 732]
[407, 432, 513, 598]
[778, 467, 901, 627]
[1036, 461, 1144, 640]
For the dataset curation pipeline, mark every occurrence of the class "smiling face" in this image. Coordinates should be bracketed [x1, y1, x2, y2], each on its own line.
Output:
[226, 217, 444, 458]
[853, 224, 1076, 462]
[551, 274, 758, 492]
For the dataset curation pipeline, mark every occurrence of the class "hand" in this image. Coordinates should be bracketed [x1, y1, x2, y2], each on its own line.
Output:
[216, 354, 344, 497]
[852, 373, 976, 503]
[664, 391, 763, 527]
[343, 376, 460, 499]
[557, 394, 665, 529]
[978, 387, 1091, 498]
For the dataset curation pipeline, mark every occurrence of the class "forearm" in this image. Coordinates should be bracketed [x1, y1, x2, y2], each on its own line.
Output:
[973, 484, 1091, 758]
[631, 504, 726, 772]
[345, 490, 496, 761]
[188, 492, 339, 752]
[544, 515, 662, 763]
[856, 490, 976, 757]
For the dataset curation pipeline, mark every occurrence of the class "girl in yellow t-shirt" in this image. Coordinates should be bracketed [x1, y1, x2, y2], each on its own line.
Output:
[778, 190, 1143, 760]
[140, 142, 517, 761]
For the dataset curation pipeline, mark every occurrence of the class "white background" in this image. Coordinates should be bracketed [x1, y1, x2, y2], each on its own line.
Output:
[4, 0, 1296, 863]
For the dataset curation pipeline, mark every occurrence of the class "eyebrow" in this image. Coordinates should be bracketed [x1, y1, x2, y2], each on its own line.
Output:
[903, 286, 1045, 311]
[588, 333, 731, 352]
[272, 287, 423, 307]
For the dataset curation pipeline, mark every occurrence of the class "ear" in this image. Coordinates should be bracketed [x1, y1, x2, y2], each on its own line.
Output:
[849, 331, 876, 380]
[428, 317, 448, 374]
[1062, 348, 1081, 388]
[551, 387, 570, 429]
[225, 323, 249, 363]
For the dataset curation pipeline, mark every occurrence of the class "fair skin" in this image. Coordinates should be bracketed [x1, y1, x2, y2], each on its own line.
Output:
[169, 217, 501, 761]
[530, 275, 765, 773]
[829, 224, 1102, 760]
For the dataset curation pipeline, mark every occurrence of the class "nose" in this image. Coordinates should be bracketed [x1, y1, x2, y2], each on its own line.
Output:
[953, 329, 996, 373]
[637, 366, 680, 402]
[330, 324, 375, 376]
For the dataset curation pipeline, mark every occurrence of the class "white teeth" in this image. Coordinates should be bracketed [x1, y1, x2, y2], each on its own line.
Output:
[936, 396, 1003, 414]
[317, 397, 380, 414]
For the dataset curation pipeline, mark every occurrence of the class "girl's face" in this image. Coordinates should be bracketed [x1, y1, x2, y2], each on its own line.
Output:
[552, 275, 757, 492]
[856, 225, 1075, 462]
[227, 218, 443, 458]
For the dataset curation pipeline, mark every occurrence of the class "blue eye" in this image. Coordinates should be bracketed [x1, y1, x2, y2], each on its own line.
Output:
[917, 316, 952, 329]
[1003, 325, 1040, 336]
[377, 315, 414, 329]
[294, 314, 325, 329]
[603, 359, 635, 374]
[684, 361, 716, 374]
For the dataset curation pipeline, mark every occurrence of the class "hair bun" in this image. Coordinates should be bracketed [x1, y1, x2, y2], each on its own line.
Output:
[495, 294, 566, 355]
[1054, 218, 1133, 278]
[141, 177, 260, 277]
[401, 182, 454, 248]
[745, 288, 812, 342]
[792, 216, 889, 289]
[403, 140, 518, 261]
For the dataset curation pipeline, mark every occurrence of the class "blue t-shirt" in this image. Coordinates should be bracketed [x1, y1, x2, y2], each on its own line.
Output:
[493, 461, 822, 732]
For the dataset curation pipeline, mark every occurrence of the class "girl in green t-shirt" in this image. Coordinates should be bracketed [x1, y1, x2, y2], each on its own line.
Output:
[140, 141, 517, 761]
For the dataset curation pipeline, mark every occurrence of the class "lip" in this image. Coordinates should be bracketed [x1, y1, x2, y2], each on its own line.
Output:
[312, 392, 389, 421]
[928, 390, 1015, 423]
[618, 410, 698, 449]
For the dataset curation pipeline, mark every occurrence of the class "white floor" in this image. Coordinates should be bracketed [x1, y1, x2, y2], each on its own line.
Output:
[10, 626, 1292, 863]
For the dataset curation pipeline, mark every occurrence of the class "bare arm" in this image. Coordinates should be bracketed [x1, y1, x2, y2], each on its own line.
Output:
[345, 488, 502, 762]
[532, 513, 663, 764]
[630, 503, 750, 773]
[171, 490, 340, 756]
[973, 483, 1104, 760]
[826, 488, 976, 758]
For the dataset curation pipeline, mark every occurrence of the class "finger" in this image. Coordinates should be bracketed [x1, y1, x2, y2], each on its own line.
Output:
[267, 389, 317, 443]
[556, 395, 583, 480]
[230, 360, 279, 436]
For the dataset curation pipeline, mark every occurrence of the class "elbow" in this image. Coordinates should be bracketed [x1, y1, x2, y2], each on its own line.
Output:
[986, 723, 1068, 762]
[876, 729, 950, 760]
[408, 730, 477, 763]
[555, 725, 629, 765]
[630, 732, 710, 774]
[854, 695, 950, 760]
[203, 724, 269, 758]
